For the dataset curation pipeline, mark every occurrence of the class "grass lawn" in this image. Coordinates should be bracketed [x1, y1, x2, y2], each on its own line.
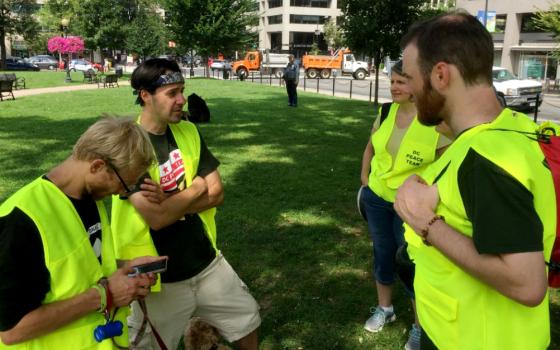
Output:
[0, 80, 558, 349]
[0, 70, 130, 89]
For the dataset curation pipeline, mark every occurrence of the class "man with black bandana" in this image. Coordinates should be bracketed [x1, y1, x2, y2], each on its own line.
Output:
[111, 58, 260, 350]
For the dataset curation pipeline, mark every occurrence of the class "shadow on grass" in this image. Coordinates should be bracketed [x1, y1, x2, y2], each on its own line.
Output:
[0, 115, 96, 201]
[195, 92, 414, 349]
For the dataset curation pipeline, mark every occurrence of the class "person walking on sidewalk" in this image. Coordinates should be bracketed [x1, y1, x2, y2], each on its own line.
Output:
[284, 54, 299, 107]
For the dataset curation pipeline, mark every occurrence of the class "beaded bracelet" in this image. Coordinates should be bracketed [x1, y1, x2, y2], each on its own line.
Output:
[91, 283, 107, 313]
[420, 215, 444, 246]
[98, 277, 112, 312]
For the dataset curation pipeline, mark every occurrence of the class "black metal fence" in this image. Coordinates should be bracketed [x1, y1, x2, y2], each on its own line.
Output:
[188, 67, 380, 103]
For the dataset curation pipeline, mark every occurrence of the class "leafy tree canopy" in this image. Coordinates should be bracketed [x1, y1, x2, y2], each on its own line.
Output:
[126, 2, 168, 59]
[0, 0, 39, 67]
[534, 4, 560, 37]
[163, 0, 258, 61]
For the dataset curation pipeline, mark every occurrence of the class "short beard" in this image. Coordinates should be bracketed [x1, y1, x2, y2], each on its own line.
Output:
[416, 77, 445, 126]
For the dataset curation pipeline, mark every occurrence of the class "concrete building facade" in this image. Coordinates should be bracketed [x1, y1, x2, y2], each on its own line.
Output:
[257, 0, 342, 58]
[457, 0, 559, 82]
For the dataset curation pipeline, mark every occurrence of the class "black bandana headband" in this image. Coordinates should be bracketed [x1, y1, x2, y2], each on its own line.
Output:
[133, 71, 185, 102]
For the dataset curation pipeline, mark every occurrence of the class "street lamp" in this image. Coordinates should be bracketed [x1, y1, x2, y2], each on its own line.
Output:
[61, 18, 71, 83]
[189, 49, 195, 77]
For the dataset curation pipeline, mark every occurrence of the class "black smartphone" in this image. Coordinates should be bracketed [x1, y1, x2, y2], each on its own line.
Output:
[128, 258, 168, 277]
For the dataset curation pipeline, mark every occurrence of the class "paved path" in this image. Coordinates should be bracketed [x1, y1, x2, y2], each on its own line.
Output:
[13, 80, 131, 98]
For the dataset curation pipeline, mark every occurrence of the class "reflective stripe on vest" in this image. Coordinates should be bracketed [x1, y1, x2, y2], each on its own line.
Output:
[0, 178, 128, 349]
[111, 121, 218, 291]
[368, 103, 440, 202]
[405, 109, 555, 350]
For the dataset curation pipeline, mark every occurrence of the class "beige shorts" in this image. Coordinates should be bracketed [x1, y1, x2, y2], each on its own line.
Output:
[128, 253, 261, 350]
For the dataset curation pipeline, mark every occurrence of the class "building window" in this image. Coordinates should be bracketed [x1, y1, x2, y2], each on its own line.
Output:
[336, 16, 343, 26]
[268, 0, 282, 8]
[290, 0, 330, 8]
[268, 15, 283, 24]
[270, 32, 282, 51]
[521, 13, 546, 33]
[290, 15, 327, 24]
[495, 14, 506, 33]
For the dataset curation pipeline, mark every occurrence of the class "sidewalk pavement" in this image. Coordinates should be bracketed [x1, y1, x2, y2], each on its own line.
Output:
[13, 80, 130, 98]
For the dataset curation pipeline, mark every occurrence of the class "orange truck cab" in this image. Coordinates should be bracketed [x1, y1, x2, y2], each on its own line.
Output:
[302, 49, 369, 80]
[232, 50, 290, 78]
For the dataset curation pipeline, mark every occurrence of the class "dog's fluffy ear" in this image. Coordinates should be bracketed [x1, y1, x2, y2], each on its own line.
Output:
[184, 317, 228, 350]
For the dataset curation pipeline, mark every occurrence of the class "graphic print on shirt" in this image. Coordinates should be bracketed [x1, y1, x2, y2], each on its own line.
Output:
[87, 222, 102, 261]
[158, 148, 186, 192]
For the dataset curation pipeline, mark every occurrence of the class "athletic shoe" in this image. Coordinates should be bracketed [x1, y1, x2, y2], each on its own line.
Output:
[404, 324, 421, 350]
[364, 306, 396, 333]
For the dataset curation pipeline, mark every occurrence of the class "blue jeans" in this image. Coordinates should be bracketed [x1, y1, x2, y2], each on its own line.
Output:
[360, 186, 405, 285]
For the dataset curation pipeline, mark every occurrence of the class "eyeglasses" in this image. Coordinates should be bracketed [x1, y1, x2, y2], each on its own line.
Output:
[107, 162, 132, 194]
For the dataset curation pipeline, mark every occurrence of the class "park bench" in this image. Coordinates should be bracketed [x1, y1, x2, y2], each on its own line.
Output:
[83, 69, 98, 84]
[0, 79, 15, 101]
[0, 73, 25, 90]
[98, 74, 119, 88]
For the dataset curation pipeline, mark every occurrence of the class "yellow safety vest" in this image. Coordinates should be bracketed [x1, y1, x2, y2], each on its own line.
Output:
[111, 121, 218, 291]
[368, 103, 441, 202]
[405, 109, 555, 350]
[0, 178, 128, 349]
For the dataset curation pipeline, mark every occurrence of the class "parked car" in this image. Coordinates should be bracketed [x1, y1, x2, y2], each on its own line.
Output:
[182, 55, 201, 67]
[28, 55, 58, 70]
[492, 66, 543, 110]
[87, 60, 103, 72]
[210, 59, 229, 72]
[68, 59, 94, 72]
[5, 57, 40, 71]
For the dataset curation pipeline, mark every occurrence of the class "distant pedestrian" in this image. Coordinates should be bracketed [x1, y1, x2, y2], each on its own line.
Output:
[283, 55, 299, 107]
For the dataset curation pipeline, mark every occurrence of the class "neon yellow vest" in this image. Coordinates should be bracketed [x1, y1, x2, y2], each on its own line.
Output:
[111, 121, 218, 290]
[368, 103, 441, 202]
[0, 178, 128, 349]
[405, 109, 555, 350]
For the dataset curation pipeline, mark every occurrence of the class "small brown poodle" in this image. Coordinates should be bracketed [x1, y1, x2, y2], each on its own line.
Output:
[183, 317, 232, 350]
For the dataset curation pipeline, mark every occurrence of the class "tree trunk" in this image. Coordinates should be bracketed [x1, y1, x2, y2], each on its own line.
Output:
[0, 28, 6, 70]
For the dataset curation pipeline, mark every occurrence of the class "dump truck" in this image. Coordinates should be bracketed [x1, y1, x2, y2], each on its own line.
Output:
[232, 50, 291, 78]
[302, 49, 369, 80]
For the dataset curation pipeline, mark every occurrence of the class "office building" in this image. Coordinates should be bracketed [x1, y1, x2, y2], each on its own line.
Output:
[457, 0, 559, 81]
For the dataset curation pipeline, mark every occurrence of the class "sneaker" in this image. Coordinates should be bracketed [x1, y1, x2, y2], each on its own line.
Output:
[364, 306, 396, 332]
[404, 324, 421, 350]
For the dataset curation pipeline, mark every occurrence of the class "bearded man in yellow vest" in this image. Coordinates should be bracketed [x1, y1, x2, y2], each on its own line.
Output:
[394, 11, 555, 350]
[0, 117, 162, 349]
[111, 59, 260, 350]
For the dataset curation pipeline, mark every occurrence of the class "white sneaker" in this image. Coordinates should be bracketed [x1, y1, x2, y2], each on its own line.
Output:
[364, 306, 396, 333]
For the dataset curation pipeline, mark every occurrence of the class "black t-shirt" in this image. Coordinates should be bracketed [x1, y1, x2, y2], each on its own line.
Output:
[141, 127, 220, 283]
[458, 148, 543, 254]
[0, 179, 102, 331]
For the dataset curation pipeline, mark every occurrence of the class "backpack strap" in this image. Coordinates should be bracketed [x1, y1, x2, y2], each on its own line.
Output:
[379, 102, 392, 125]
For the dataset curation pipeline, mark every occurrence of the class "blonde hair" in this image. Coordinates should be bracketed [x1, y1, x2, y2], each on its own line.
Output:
[73, 116, 155, 174]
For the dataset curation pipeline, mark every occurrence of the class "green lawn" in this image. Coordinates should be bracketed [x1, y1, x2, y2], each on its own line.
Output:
[0, 80, 558, 349]
[0, 70, 130, 89]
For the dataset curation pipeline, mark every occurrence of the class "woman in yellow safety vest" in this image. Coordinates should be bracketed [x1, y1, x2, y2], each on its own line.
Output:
[359, 60, 450, 350]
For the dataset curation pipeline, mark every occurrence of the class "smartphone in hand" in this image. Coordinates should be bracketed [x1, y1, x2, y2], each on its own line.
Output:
[128, 258, 168, 277]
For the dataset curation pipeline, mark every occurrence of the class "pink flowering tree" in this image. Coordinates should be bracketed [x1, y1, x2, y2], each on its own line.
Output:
[48, 36, 85, 54]
[47, 36, 85, 67]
